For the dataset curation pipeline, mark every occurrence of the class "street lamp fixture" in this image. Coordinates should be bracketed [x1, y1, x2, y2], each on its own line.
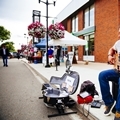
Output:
[39, 0, 56, 5]
[38, 0, 56, 68]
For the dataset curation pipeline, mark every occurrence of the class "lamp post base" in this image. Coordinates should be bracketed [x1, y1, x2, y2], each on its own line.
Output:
[45, 64, 51, 68]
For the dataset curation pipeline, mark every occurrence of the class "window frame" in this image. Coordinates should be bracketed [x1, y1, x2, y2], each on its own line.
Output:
[84, 4, 94, 28]
[72, 15, 78, 32]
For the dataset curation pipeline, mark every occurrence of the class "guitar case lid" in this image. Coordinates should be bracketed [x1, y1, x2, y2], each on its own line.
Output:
[44, 71, 80, 98]
[59, 71, 80, 95]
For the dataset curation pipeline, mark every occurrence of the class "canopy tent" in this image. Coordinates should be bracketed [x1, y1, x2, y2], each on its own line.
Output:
[48, 31, 87, 46]
[35, 38, 51, 48]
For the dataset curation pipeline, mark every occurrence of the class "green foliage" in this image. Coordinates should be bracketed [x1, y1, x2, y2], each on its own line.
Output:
[0, 26, 11, 42]
[1, 42, 15, 52]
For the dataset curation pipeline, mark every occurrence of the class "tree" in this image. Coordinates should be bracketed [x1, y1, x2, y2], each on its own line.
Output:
[0, 26, 11, 42]
[1, 42, 15, 52]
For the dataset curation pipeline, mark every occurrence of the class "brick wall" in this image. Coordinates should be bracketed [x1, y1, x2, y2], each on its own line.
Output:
[95, 0, 120, 62]
[118, 0, 120, 26]
[67, 18, 72, 52]
[64, 0, 120, 62]
[78, 11, 84, 61]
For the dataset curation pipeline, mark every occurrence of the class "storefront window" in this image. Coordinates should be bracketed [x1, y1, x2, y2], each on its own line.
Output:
[84, 34, 94, 55]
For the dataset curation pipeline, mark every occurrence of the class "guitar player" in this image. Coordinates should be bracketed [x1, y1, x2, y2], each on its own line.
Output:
[98, 27, 120, 120]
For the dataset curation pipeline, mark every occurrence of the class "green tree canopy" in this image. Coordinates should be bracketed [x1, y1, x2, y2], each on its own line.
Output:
[1, 42, 15, 52]
[0, 26, 11, 42]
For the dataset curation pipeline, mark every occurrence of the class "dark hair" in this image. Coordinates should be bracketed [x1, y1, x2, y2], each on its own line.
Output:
[2, 44, 5, 47]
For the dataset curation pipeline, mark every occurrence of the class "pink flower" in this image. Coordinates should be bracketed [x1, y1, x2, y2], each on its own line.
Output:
[48, 23, 65, 40]
[28, 21, 46, 38]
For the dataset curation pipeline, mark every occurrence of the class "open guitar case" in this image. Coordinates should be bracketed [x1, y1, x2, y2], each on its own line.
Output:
[39, 67, 80, 117]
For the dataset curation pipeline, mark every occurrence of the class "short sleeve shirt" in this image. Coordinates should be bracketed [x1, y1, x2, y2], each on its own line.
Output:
[112, 40, 120, 53]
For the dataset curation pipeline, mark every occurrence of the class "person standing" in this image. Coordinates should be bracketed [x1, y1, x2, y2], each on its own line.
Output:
[0, 44, 9, 67]
[53, 46, 57, 57]
[27, 50, 32, 63]
[17, 52, 20, 60]
[98, 27, 120, 120]
[48, 47, 53, 57]
[56, 46, 61, 66]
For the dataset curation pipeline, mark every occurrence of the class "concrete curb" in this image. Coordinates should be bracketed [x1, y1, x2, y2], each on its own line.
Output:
[22, 60, 99, 120]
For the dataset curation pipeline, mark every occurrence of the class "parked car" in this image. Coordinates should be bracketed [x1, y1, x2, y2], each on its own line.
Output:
[8, 52, 13, 59]
[13, 52, 18, 58]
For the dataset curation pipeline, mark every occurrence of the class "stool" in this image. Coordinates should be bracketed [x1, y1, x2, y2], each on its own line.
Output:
[112, 81, 118, 100]
[111, 81, 119, 113]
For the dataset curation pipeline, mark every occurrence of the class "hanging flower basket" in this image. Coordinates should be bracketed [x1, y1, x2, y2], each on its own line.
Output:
[48, 23, 65, 40]
[28, 21, 46, 38]
[28, 22, 36, 37]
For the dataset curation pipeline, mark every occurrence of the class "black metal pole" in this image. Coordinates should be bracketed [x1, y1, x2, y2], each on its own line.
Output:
[38, 0, 55, 67]
[45, 0, 50, 67]
[39, 14, 41, 22]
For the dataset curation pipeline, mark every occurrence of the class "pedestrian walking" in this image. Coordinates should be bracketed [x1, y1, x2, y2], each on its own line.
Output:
[0, 44, 9, 67]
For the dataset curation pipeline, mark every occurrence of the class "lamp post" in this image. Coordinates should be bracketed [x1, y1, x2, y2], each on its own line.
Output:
[38, 0, 56, 68]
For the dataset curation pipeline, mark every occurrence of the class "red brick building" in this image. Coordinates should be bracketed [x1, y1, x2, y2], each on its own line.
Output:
[54, 0, 120, 63]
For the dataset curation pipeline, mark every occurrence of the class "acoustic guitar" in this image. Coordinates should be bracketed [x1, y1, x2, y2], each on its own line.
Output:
[113, 53, 120, 72]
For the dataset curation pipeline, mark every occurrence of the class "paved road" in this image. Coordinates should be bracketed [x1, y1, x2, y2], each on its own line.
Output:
[0, 59, 89, 120]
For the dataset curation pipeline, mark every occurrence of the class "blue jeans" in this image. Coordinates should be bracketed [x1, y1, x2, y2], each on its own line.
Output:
[2, 55, 8, 66]
[98, 69, 120, 112]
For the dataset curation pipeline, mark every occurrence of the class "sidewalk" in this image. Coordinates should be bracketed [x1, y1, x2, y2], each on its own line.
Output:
[22, 59, 115, 120]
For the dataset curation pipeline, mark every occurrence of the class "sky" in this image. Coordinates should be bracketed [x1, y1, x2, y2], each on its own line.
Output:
[0, 0, 72, 49]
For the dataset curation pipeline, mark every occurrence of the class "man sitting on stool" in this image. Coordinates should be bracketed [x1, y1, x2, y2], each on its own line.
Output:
[98, 27, 120, 120]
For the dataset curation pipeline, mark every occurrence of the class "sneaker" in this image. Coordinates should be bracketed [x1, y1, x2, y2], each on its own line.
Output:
[104, 101, 116, 116]
[114, 111, 120, 120]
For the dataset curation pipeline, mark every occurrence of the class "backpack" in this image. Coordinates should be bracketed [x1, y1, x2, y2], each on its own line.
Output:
[79, 80, 98, 97]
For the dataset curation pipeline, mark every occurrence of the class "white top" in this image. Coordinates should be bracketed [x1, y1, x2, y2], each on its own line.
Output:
[54, 49, 57, 56]
[3, 48, 6, 55]
[112, 40, 120, 53]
